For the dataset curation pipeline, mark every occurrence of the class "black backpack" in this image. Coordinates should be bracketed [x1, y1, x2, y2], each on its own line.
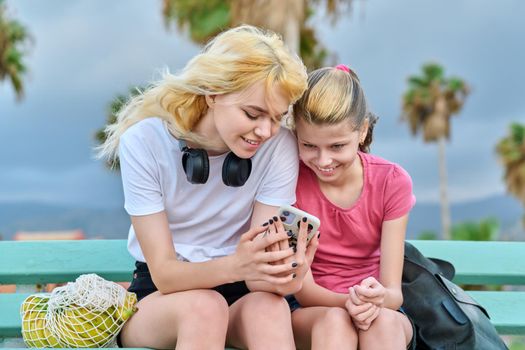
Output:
[401, 241, 508, 350]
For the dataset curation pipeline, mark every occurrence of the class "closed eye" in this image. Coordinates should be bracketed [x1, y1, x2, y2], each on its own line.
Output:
[331, 144, 346, 150]
[302, 143, 316, 149]
[243, 110, 258, 120]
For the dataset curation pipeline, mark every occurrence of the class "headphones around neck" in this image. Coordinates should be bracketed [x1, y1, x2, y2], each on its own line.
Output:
[178, 139, 252, 187]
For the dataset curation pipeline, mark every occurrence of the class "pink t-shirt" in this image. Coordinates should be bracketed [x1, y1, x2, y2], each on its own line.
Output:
[296, 152, 416, 293]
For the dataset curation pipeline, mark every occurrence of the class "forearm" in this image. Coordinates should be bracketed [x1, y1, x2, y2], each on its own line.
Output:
[295, 280, 347, 307]
[152, 255, 238, 294]
[382, 286, 403, 310]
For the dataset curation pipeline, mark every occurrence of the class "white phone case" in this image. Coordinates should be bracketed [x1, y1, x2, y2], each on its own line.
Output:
[278, 205, 320, 249]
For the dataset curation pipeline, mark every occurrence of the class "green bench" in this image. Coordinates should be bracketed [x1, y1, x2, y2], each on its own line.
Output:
[1, 239, 524, 349]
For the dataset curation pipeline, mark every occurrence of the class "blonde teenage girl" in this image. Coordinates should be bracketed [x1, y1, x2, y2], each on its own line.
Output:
[98, 25, 317, 350]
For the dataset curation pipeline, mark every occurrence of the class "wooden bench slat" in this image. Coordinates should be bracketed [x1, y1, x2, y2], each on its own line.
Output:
[2, 292, 524, 337]
[410, 240, 525, 285]
[469, 291, 525, 335]
[0, 240, 135, 284]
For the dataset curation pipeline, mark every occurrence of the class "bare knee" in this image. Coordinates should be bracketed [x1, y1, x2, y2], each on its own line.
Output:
[178, 289, 229, 324]
[367, 308, 402, 333]
[314, 307, 356, 336]
[245, 292, 290, 321]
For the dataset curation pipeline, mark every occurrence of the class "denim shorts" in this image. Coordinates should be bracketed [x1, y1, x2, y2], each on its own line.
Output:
[285, 295, 416, 350]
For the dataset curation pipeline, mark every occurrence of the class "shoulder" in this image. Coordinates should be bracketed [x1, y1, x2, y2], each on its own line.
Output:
[121, 117, 165, 143]
[362, 152, 412, 183]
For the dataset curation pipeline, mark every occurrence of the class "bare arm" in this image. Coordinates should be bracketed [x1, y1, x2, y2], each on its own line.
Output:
[133, 210, 299, 294]
[377, 213, 409, 310]
[293, 269, 347, 307]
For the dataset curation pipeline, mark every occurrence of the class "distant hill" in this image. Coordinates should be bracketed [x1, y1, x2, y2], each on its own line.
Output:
[0, 194, 523, 240]
[408, 194, 524, 240]
[0, 202, 130, 240]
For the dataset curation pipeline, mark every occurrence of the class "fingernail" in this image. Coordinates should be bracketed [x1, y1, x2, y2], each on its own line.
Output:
[317, 232, 321, 239]
[302, 217, 307, 222]
[292, 262, 298, 268]
[269, 219, 274, 224]
[292, 273, 297, 278]
[262, 222, 269, 227]
[293, 246, 297, 253]
[273, 216, 278, 221]
[287, 230, 293, 237]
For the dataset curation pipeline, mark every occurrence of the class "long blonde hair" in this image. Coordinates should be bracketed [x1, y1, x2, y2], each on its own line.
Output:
[97, 25, 307, 164]
[292, 66, 378, 153]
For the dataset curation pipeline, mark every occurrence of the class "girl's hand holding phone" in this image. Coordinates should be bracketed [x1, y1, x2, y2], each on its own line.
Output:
[232, 224, 296, 285]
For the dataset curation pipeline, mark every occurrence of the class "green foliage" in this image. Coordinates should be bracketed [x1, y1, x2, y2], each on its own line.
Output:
[95, 86, 145, 170]
[510, 337, 525, 350]
[162, 0, 230, 44]
[0, 1, 32, 101]
[451, 218, 499, 241]
[417, 230, 438, 240]
[496, 122, 525, 211]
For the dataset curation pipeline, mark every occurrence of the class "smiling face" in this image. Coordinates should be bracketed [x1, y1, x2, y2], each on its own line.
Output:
[199, 81, 290, 158]
[295, 117, 368, 185]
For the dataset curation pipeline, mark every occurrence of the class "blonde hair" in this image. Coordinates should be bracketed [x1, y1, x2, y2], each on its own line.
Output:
[291, 66, 378, 152]
[97, 25, 307, 164]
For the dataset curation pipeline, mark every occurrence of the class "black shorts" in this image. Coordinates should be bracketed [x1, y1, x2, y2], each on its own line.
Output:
[285, 295, 416, 350]
[128, 261, 250, 306]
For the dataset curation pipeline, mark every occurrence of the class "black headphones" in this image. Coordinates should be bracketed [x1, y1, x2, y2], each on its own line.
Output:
[178, 139, 252, 187]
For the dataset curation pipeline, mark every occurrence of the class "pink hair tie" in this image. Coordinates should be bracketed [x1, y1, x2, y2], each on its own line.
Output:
[335, 64, 351, 73]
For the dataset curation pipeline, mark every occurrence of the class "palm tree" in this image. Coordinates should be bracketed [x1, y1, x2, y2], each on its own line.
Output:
[401, 63, 470, 239]
[0, 0, 31, 101]
[496, 123, 525, 224]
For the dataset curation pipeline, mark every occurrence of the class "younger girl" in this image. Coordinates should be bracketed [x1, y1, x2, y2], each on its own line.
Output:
[289, 65, 416, 349]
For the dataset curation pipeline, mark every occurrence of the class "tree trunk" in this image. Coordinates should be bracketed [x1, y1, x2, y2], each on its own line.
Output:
[230, 0, 304, 54]
[438, 136, 451, 239]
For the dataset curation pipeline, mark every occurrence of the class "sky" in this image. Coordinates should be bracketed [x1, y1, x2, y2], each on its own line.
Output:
[1, 0, 524, 210]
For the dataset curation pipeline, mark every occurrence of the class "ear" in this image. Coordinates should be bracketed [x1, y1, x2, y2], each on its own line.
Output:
[359, 118, 370, 143]
[205, 95, 216, 108]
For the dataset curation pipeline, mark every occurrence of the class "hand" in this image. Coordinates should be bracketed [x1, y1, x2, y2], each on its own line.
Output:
[232, 223, 296, 285]
[345, 286, 381, 331]
[354, 276, 386, 307]
[284, 217, 320, 292]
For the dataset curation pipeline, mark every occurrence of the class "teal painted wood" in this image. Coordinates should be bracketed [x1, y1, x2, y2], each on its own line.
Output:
[409, 240, 525, 285]
[469, 291, 525, 335]
[0, 294, 28, 337]
[0, 240, 134, 284]
[3, 240, 525, 285]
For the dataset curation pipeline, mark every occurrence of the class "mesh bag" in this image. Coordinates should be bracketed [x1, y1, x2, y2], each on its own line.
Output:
[20, 274, 138, 348]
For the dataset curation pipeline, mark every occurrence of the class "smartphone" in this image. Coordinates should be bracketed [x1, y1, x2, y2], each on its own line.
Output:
[278, 205, 321, 249]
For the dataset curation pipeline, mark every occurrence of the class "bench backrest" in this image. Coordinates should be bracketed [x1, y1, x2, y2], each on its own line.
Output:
[2, 239, 525, 286]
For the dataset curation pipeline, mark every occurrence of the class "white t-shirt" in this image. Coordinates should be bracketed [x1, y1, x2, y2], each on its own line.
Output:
[119, 117, 299, 262]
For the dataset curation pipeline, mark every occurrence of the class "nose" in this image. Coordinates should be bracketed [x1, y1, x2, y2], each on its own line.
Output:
[254, 118, 272, 139]
[317, 149, 332, 167]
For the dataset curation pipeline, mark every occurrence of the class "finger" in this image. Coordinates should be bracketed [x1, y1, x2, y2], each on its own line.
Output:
[240, 225, 268, 242]
[253, 228, 289, 251]
[260, 272, 296, 285]
[354, 284, 381, 299]
[348, 302, 374, 318]
[364, 306, 381, 325]
[259, 248, 295, 263]
[353, 304, 377, 323]
[295, 217, 309, 261]
[259, 261, 298, 275]
[360, 276, 379, 288]
[348, 286, 364, 305]
[305, 231, 320, 265]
